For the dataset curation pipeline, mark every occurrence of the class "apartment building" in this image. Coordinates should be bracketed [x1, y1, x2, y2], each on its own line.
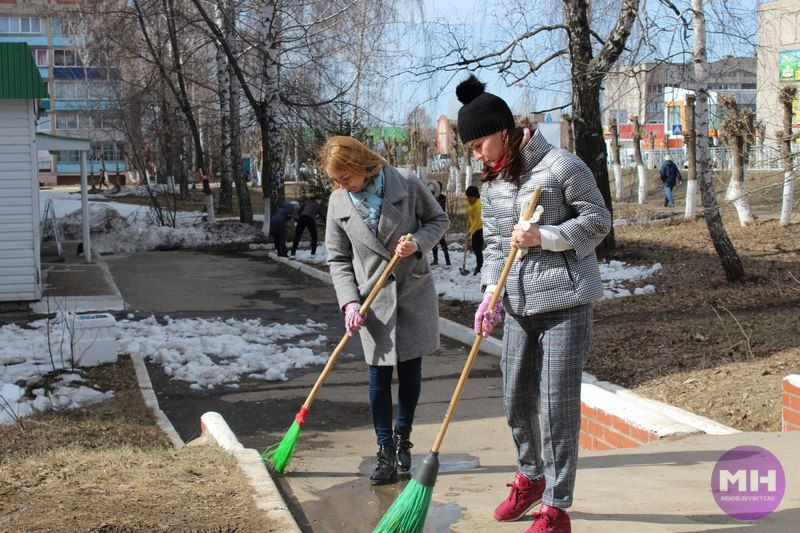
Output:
[757, 0, 800, 147]
[0, 0, 125, 185]
[604, 56, 757, 128]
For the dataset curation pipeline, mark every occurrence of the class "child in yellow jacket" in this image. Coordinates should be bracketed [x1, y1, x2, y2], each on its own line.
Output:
[465, 185, 483, 275]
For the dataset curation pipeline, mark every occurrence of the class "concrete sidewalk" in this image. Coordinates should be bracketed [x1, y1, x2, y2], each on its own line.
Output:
[101, 249, 799, 532]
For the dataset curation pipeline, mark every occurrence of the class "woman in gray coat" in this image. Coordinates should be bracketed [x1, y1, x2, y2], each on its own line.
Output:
[457, 76, 611, 533]
[321, 136, 449, 485]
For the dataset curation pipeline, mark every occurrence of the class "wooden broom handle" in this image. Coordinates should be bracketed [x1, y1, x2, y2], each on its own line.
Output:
[432, 187, 542, 453]
[302, 234, 414, 409]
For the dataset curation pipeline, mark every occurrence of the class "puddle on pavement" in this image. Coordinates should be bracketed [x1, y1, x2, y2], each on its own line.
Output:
[293, 453, 477, 532]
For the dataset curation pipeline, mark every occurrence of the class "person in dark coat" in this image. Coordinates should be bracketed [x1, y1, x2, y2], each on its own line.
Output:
[659, 155, 683, 207]
[269, 202, 298, 257]
[290, 195, 321, 256]
[427, 180, 451, 266]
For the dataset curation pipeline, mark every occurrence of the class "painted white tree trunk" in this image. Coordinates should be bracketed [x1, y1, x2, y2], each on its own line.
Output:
[636, 164, 647, 204]
[463, 163, 471, 193]
[726, 173, 754, 226]
[613, 164, 623, 200]
[781, 170, 795, 226]
[206, 194, 216, 223]
[684, 180, 697, 218]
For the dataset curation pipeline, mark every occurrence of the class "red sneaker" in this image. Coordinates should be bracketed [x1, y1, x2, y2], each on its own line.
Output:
[525, 504, 571, 533]
[493, 472, 545, 522]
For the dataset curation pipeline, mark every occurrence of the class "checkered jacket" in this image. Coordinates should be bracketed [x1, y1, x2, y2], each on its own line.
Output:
[480, 130, 611, 316]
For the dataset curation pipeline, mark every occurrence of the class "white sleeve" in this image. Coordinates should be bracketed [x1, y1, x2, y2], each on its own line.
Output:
[539, 225, 574, 252]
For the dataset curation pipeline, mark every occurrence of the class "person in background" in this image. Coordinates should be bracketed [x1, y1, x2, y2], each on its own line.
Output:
[660, 154, 683, 207]
[465, 185, 484, 275]
[322, 135, 449, 485]
[269, 201, 298, 257]
[291, 194, 321, 257]
[427, 180, 451, 266]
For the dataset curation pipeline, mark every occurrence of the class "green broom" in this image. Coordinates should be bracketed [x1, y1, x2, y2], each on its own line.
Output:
[262, 234, 414, 474]
[374, 188, 543, 533]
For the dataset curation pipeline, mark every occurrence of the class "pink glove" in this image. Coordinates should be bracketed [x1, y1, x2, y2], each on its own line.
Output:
[474, 292, 503, 337]
[344, 301, 366, 337]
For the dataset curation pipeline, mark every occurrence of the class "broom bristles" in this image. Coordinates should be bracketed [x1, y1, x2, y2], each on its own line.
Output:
[373, 479, 433, 533]
[261, 419, 302, 474]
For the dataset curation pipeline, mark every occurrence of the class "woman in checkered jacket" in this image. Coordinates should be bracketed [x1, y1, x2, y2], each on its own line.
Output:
[456, 75, 611, 533]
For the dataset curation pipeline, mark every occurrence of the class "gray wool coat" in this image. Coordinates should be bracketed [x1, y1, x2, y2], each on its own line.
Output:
[325, 165, 450, 366]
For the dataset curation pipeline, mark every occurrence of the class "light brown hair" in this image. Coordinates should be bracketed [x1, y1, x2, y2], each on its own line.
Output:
[319, 136, 387, 181]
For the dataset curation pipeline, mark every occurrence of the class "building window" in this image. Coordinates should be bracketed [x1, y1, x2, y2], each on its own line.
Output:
[56, 150, 80, 166]
[38, 151, 53, 173]
[54, 49, 80, 67]
[92, 142, 122, 163]
[51, 17, 65, 37]
[32, 49, 48, 68]
[56, 112, 81, 130]
[666, 106, 681, 134]
[0, 16, 41, 34]
[37, 111, 52, 133]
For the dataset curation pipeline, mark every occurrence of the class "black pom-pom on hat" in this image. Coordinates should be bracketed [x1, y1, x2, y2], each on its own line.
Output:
[456, 75, 486, 105]
[455, 74, 515, 143]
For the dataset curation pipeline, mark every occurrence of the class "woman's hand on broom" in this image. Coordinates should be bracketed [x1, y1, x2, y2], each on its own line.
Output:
[474, 292, 503, 337]
[344, 301, 366, 336]
[394, 237, 418, 258]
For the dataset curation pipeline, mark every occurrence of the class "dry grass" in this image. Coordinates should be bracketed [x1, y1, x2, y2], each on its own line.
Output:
[0, 356, 276, 531]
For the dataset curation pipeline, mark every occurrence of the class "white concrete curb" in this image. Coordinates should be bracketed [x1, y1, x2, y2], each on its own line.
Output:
[269, 251, 739, 439]
[200, 412, 301, 532]
[130, 353, 184, 449]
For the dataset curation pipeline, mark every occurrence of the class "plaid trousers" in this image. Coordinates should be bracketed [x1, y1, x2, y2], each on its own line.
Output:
[501, 303, 593, 509]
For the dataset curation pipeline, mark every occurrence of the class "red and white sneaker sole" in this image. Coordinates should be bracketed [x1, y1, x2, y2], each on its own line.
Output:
[493, 498, 542, 522]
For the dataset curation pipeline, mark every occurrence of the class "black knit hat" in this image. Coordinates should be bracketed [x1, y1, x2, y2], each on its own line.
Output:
[456, 75, 515, 143]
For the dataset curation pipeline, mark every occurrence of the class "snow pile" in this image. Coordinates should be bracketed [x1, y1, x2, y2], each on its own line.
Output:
[289, 243, 661, 303]
[44, 202, 262, 254]
[0, 318, 114, 425]
[116, 316, 330, 388]
[599, 260, 662, 299]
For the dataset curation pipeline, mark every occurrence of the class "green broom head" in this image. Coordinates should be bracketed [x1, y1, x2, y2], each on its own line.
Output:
[261, 406, 309, 474]
[373, 452, 439, 533]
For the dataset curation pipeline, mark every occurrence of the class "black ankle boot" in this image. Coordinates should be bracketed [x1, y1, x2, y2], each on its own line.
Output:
[369, 443, 398, 485]
[393, 426, 413, 473]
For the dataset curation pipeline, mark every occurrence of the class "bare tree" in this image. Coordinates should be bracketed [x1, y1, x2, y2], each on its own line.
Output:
[412, 0, 639, 250]
[692, 0, 744, 282]
[631, 115, 646, 204]
[720, 94, 755, 226]
[779, 85, 797, 227]
[684, 93, 698, 218]
[609, 117, 623, 200]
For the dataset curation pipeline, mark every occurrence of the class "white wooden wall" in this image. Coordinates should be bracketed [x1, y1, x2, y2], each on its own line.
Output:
[0, 99, 40, 301]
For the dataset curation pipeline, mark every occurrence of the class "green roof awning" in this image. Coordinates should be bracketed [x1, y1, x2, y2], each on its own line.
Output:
[0, 42, 49, 100]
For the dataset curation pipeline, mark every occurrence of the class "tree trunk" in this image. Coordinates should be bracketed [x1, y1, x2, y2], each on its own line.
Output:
[779, 86, 797, 226]
[693, 0, 744, 282]
[571, 81, 615, 249]
[684, 94, 698, 218]
[215, 1, 233, 213]
[725, 133, 754, 226]
[632, 115, 647, 204]
[223, 0, 252, 223]
[260, 1, 284, 226]
[609, 117, 623, 200]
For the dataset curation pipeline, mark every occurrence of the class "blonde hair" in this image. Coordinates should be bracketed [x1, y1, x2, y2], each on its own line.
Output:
[319, 136, 387, 180]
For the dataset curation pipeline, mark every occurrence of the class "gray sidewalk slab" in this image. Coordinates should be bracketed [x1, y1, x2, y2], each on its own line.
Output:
[101, 250, 800, 532]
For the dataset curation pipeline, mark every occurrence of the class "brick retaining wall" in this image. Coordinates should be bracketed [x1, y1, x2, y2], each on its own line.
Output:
[782, 375, 800, 431]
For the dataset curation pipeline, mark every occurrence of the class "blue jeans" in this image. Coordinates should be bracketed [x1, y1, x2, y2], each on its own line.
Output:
[369, 357, 422, 445]
[664, 184, 675, 207]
